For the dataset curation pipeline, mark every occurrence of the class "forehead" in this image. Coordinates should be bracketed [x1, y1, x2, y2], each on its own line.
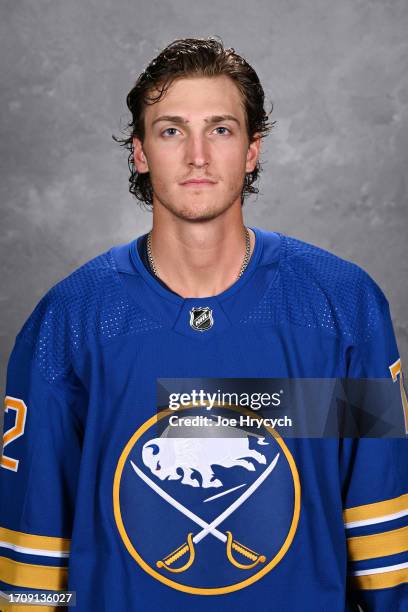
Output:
[144, 75, 246, 123]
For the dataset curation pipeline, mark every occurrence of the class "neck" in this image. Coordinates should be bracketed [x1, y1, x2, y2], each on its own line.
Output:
[148, 209, 255, 298]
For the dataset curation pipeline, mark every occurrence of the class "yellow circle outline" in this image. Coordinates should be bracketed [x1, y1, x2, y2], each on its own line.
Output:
[113, 404, 301, 595]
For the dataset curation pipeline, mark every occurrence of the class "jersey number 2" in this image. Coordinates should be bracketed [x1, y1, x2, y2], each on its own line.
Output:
[1, 396, 27, 472]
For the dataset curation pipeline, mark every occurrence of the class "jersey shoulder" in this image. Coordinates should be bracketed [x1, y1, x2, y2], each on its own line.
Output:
[16, 246, 162, 383]
[250, 232, 389, 346]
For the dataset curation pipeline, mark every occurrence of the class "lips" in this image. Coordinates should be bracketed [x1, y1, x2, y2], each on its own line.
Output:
[180, 178, 217, 185]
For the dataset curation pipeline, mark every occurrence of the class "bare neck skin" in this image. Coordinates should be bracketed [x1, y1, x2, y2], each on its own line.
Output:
[149, 206, 255, 299]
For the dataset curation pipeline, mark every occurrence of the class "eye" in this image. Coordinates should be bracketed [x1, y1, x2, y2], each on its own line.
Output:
[161, 127, 180, 137]
[214, 126, 231, 135]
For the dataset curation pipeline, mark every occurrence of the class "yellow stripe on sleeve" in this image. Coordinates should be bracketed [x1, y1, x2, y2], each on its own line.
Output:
[351, 564, 408, 590]
[0, 528, 70, 554]
[0, 556, 67, 591]
[344, 493, 408, 525]
[347, 525, 408, 561]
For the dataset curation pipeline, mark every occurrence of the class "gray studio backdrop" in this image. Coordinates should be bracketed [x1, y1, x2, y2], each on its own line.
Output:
[1, 0, 407, 410]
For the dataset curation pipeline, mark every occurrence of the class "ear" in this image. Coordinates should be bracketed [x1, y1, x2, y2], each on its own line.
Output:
[245, 133, 261, 173]
[132, 136, 149, 173]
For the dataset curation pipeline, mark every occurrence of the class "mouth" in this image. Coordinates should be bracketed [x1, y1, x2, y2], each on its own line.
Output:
[180, 178, 217, 186]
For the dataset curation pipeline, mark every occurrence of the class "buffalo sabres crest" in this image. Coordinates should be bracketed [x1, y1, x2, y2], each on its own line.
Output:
[113, 406, 300, 595]
[189, 307, 214, 332]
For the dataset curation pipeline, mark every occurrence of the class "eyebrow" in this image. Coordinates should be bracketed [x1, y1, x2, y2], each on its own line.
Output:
[151, 114, 241, 127]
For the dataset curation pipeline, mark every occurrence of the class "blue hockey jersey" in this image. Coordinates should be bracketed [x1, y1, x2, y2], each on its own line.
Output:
[1, 227, 407, 611]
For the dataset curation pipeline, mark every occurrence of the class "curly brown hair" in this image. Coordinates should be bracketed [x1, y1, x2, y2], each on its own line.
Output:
[113, 36, 276, 208]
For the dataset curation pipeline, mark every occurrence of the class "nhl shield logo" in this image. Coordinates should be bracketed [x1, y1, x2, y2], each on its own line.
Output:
[189, 307, 214, 332]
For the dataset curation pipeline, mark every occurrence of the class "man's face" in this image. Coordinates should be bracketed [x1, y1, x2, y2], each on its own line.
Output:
[133, 75, 261, 222]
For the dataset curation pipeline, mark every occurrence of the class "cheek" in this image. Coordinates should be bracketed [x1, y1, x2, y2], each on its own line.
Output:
[222, 151, 247, 180]
[148, 153, 176, 183]
[144, 141, 177, 169]
[218, 143, 247, 168]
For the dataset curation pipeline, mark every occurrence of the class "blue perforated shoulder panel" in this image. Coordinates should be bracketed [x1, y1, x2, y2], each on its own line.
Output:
[240, 233, 388, 345]
[17, 250, 163, 383]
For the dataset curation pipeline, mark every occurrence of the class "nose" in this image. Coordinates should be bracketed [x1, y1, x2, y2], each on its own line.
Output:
[185, 134, 210, 168]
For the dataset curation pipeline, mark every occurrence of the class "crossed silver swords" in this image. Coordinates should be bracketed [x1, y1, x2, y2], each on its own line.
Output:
[130, 451, 280, 573]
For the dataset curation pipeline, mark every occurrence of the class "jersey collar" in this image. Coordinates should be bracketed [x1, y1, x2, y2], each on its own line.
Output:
[113, 227, 281, 340]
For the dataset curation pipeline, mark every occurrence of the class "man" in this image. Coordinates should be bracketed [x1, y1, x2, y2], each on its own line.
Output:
[0, 37, 407, 611]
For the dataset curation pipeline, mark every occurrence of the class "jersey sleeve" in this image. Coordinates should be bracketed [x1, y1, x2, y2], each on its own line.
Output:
[0, 326, 85, 609]
[341, 289, 408, 610]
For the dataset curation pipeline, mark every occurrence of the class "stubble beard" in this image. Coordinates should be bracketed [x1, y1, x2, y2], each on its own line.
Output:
[151, 183, 243, 223]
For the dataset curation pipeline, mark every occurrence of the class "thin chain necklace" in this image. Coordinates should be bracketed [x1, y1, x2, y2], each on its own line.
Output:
[147, 226, 251, 281]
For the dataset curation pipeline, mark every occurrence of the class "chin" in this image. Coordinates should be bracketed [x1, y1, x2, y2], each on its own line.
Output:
[164, 195, 234, 222]
[173, 206, 228, 223]
[153, 189, 237, 222]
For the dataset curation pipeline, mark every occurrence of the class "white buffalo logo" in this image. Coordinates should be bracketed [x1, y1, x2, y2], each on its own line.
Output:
[142, 435, 268, 488]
